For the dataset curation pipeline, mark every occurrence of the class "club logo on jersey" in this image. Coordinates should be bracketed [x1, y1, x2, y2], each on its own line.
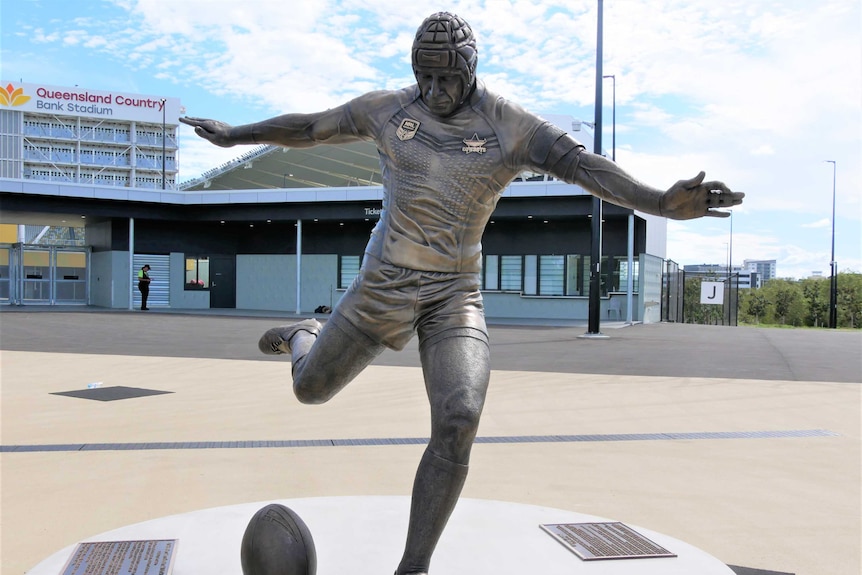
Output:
[396, 118, 421, 141]
[462, 133, 487, 154]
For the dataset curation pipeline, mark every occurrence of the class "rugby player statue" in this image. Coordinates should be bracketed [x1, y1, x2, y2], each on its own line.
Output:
[182, 11, 743, 575]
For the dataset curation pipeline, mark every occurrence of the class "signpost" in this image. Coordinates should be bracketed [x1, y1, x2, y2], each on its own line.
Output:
[700, 281, 725, 305]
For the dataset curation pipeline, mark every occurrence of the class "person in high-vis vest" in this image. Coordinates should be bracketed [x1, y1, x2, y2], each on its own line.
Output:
[137, 264, 151, 311]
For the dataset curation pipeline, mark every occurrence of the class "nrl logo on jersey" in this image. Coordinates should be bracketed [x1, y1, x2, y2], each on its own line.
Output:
[462, 133, 487, 154]
[396, 118, 421, 141]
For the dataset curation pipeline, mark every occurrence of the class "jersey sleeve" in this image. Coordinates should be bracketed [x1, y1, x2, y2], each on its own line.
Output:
[343, 88, 419, 142]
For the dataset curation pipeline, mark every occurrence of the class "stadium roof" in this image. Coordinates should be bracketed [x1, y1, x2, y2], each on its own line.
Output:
[180, 141, 382, 191]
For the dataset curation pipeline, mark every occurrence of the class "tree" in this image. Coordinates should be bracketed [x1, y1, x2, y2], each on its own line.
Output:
[800, 277, 829, 327]
[746, 290, 769, 324]
[837, 271, 862, 329]
[764, 279, 804, 326]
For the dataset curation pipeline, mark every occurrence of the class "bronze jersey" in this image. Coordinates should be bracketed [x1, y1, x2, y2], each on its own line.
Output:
[342, 81, 577, 273]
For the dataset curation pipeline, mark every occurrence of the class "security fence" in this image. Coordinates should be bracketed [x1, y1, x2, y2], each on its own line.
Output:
[662, 260, 739, 326]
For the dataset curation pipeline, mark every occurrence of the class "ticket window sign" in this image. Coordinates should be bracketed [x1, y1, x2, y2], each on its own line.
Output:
[700, 281, 725, 305]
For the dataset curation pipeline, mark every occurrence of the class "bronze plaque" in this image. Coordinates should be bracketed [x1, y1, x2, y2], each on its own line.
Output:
[59, 539, 178, 575]
[540, 522, 676, 561]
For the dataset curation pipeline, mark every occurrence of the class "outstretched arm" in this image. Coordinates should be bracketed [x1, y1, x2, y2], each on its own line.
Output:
[527, 125, 743, 219]
[575, 152, 743, 219]
[179, 104, 363, 149]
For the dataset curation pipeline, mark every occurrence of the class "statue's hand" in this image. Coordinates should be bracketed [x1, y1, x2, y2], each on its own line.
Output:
[659, 171, 744, 219]
[179, 116, 236, 148]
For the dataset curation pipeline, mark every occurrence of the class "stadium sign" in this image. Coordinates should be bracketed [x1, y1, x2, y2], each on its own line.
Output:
[1, 80, 180, 124]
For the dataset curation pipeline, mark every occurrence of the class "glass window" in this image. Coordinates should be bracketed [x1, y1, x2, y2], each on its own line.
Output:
[185, 256, 209, 289]
[566, 255, 582, 295]
[339, 255, 361, 289]
[500, 256, 523, 291]
[614, 257, 640, 293]
[483, 255, 499, 290]
[539, 255, 565, 295]
[524, 255, 538, 295]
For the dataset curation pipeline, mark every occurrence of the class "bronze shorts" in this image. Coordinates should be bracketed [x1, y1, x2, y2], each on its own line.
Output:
[332, 256, 488, 351]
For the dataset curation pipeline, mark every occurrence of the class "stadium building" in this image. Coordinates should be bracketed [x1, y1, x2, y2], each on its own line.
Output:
[1, 82, 668, 323]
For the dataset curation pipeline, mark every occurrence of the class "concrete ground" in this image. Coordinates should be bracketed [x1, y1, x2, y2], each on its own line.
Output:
[1, 308, 860, 575]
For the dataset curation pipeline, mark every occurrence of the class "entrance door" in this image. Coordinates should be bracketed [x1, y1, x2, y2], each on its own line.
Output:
[209, 256, 236, 309]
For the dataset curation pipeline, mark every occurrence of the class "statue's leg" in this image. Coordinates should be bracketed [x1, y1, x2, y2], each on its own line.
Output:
[396, 331, 491, 575]
[260, 314, 385, 404]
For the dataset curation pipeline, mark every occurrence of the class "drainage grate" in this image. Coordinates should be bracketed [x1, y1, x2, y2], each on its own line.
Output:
[51, 386, 173, 402]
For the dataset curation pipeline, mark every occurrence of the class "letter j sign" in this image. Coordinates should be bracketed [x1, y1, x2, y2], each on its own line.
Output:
[700, 281, 725, 305]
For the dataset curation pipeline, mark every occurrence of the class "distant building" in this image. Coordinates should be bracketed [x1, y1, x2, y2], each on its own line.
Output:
[683, 264, 760, 289]
[743, 259, 777, 282]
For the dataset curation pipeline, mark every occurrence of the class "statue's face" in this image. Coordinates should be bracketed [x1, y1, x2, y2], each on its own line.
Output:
[417, 72, 464, 117]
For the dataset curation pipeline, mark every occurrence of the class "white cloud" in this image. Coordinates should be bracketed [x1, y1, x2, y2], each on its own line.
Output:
[750, 145, 775, 156]
[802, 219, 832, 229]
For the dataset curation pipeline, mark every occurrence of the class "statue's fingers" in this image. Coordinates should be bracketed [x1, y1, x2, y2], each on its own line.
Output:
[681, 171, 706, 189]
[705, 209, 731, 218]
[702, 181, 731, 193]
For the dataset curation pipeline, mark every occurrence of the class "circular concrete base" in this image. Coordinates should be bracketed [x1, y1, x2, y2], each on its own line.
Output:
[27, 497, 733, 574]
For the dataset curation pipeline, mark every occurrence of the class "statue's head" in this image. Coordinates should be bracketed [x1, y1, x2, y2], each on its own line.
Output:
[412, 12, 477, 117]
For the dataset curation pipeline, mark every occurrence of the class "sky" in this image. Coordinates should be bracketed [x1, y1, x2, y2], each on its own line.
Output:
[2, 0, 860, 279]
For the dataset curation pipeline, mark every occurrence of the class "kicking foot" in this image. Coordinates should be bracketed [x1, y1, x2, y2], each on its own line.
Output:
[258, 319, 322, 355]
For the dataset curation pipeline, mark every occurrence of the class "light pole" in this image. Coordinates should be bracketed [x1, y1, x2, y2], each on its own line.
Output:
[602, 74, 615, 161]
[826, 160, 837, 328]
[728, 210, 733, 282]
[584, 0, 605, 337]
[723, 242, 730, 280]
[160, 98, 166, 190]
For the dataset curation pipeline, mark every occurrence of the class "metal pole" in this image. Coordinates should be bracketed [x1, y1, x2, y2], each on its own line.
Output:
[129, 217, 135, 310]
[296, 219, 302, 315]
[626, 213, 634, 324]
[729, 210, 733, 281]
[585, 0, 604, 337]
[161, 99, 166, 190]
[603, 74, 628, 323]
[826, 160, 837, 328]
[603, 74, 615, 161]
[729, 210, 733, 324]
[724, 243, 730, 281]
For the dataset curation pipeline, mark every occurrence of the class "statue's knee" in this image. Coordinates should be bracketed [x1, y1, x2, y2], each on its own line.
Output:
[435, 410, 481, 459]
[292, 374, 329, 405]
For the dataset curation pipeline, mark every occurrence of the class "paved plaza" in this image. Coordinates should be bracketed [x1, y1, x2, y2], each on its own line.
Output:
[1, 308, 860, 574]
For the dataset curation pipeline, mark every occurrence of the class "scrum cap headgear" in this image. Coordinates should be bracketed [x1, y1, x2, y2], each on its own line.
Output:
[412, 12, 477, 104]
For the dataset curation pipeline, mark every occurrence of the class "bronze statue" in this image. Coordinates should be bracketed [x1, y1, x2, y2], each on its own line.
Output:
[181, 12, 743, 575]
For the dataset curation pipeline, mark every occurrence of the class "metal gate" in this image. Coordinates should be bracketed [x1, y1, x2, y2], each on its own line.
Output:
[662, 262, 738, 326]
[662, 260, 684, 322]
[132, 254, 169, 309]
[0, 243, 89, 305]
[681, 274, 738, 326]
